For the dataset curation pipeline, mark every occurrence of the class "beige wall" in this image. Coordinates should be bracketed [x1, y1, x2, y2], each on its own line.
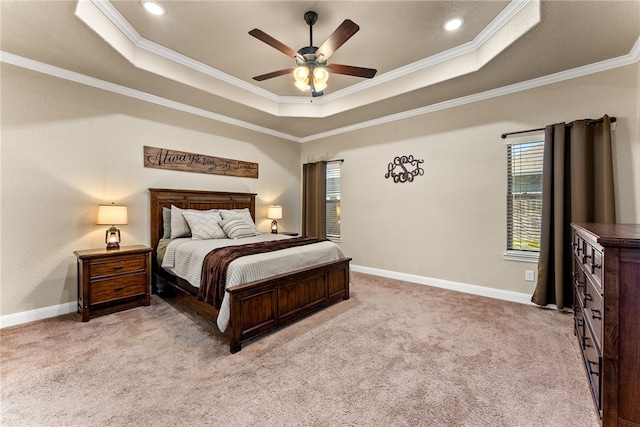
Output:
[0, 64, 302, 316]
[302, 64, 640, 295]
[2, 61, 638, 319]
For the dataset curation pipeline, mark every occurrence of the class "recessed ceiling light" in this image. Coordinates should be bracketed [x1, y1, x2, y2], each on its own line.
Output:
[141, 1, 165, 16]
[444, 18, 463, 31]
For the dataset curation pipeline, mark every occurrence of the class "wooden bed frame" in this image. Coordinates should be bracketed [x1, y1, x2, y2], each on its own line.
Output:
[149, 188, 351, 353]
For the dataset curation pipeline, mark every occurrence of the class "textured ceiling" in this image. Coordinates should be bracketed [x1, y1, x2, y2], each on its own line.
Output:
[1, 1, 639, 141]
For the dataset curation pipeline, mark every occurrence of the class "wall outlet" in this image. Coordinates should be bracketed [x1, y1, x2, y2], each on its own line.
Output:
[525, 270, 535, 282]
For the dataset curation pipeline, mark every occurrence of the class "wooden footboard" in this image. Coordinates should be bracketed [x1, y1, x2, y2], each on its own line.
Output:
[149, 188, 351, 353]
[227, 258, 351, 353]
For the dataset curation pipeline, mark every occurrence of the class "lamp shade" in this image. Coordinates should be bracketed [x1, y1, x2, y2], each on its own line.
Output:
[267, 205, 282, 220]
[97, 204, 128, 225]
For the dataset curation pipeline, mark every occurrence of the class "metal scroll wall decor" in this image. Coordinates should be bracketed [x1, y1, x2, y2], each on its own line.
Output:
[385, 155, 424, 183]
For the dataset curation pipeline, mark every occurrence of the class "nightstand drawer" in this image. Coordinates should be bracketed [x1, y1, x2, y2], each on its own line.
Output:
[91, 274, 147, 304]
[90, 256, 146, 278]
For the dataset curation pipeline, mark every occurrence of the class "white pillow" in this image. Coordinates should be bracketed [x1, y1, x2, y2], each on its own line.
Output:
[181, 211, 225, 240]
[220, 208, 257, 230]
[218, 217, 259, 239]
[170, 205, 219, 239]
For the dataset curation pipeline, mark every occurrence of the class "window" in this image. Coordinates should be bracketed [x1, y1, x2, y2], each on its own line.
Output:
[326, 161, 341, 239]
[506, 137, 544, 260]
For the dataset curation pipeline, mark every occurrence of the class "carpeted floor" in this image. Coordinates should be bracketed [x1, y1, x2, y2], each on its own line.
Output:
[1, 272, 599, 426]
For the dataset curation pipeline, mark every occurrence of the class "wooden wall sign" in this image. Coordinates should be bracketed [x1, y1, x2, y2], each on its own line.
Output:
[144, 146, 258, 179]
[385, 155, 424, 183]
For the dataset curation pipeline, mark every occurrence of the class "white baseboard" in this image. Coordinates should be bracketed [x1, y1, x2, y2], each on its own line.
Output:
[0, 301, 77, 329]
[351, 264, 534, 305]
[1, 266, 534, 328]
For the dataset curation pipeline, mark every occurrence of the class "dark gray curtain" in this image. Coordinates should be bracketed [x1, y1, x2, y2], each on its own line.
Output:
[532, 115, 616, 308]
[302, 161, 327, 238]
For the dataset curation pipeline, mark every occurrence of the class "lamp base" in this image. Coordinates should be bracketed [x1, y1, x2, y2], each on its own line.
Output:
[106, 242, 120, 250]
[271, 220, 278, 234]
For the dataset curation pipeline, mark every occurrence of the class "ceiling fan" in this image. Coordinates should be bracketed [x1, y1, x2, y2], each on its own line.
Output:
[249, 11, 377, 97]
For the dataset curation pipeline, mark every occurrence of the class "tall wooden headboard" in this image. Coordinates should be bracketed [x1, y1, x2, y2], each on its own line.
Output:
[148, 188, 257, 275]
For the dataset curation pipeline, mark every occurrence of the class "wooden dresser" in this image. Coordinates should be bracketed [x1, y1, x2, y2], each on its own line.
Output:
[571, 223, 640, 427]
[74, 245, 152, 321]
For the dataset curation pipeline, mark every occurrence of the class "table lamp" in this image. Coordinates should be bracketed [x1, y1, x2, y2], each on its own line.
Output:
[267, 205, 282, 234]
[97, 204, 128, 249]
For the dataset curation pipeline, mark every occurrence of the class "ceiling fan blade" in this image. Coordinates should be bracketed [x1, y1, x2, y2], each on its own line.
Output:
[249, 29, 304, 61]
[315, 19, 360, 61]
[252, 68, 295, 82]
[327, 64, 377, 79]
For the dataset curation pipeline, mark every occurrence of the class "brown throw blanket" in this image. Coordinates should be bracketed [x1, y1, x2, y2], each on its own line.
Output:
[198, 237, 325, 309]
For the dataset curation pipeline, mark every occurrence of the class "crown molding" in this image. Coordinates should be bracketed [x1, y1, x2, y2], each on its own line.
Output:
[331, 0, 535, 101]
[0, 51, 299, 142]
[75, 0, 540, 117]
[2, 37, 638, 143]
[300, 37, 640, 142]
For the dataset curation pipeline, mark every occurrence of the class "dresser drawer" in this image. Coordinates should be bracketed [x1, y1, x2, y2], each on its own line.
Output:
[572, 258, 586, 305]
[582, 242, 604, 292]
[582, 320, 602, 411]
[90, 274, 147, 304]
[583, 275, 603, 348]
[573, 302, 585, 339]
[89, 256, 146, 278]
[571, 233, 584, 258]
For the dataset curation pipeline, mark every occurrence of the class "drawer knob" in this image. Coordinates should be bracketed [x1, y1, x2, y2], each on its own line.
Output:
[582, 336, 591, 349]
[585, 293, 592, 301]
[590, 263, 601, 273]
[587, 360, 599, 376]
[114, 265, 124, 270]
[115, 285, 125, 291]
[592, 309, 602, 320]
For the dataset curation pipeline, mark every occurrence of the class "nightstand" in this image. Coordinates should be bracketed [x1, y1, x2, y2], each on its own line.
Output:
[279, 231, 299, 236]
[74, 245, 152, 321]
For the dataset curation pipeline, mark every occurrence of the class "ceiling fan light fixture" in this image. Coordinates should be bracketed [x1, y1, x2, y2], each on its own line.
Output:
[295, 80, 309, 91]
[141, 1, 165, 16]
[313, 67, 329, 84]
[313, 81, 327, 92]
[294, 66, 311, 91]
[312, 66, 329, 91]
[294, 66, 310, 81]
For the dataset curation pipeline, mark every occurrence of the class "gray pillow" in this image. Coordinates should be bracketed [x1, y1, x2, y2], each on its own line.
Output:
[162, 207, 171, 239]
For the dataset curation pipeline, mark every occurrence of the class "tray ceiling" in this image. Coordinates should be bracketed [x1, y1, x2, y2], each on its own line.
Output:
[1, 1, 639, 141]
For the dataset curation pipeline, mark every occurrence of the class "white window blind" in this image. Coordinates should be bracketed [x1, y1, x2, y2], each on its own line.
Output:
[326, 162, 341, 239]
[507, 139, 544, 253]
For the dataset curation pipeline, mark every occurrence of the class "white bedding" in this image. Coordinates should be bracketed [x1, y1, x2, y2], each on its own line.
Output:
[161, 234, 346, 332]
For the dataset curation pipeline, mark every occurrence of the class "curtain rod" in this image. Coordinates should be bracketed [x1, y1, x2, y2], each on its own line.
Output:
[326, 159, 344, 163]
[501, 116, 617, 139]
